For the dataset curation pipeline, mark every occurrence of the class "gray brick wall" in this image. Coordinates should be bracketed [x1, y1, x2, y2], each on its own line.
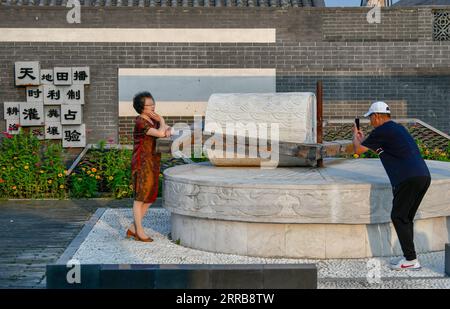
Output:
[1, 6, 450, 144]
[322, 8, 419, 42]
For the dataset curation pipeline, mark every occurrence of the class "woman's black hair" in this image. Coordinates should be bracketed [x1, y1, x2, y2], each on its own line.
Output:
[133, 91, 154, 114]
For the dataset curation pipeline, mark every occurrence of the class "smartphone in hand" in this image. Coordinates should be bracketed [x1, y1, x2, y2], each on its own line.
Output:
[355, 118, 360, 131]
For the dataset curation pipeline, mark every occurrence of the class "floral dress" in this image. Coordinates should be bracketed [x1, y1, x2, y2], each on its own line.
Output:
[131, 115, 161, 203]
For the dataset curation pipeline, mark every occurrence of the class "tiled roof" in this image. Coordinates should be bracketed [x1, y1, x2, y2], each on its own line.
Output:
[324, 119, 450, 151]
[393, 0, 450, 6]
[0, 0, 325, 8]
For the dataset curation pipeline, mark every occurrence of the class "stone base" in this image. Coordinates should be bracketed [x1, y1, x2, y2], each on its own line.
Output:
[164, 159, 450, 259]
[171, 214, 450, 259]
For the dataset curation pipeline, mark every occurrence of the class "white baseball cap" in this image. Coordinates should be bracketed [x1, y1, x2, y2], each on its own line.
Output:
[364, 101, 391, 117]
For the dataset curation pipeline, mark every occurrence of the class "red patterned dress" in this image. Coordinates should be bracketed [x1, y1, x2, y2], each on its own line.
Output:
[131, 115, 161, 203]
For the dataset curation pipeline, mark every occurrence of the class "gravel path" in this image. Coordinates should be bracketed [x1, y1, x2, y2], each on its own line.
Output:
[72, 208, 450, 289]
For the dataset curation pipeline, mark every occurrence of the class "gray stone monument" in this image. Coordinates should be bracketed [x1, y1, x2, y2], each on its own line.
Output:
[163, 92, 450, 259]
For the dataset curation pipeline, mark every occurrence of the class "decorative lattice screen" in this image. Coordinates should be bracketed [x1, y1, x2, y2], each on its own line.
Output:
[434, 10, 450, 41]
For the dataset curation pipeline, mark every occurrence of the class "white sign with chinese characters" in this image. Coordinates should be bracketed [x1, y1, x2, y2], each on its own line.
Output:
[8, 61, 90, 148]
[15, 61, 40, 86]
[45, 122, 63, 140]
[3, 102, 21, 120]
[44, 106, 61, 123]
[19, 103, 44, 127]
[40, 69, 54, 85]
[63, 124, 86, 148]
[63, 85, 85, 105]
[72, 67, 90, 85]
[26, 86, 44, 103]
[6, 119, 21, 135]
[54, 67, 72, 85]
[43, 84, 63, 105]
[30, 126, 45, 140]
[61, 104, 82, 125]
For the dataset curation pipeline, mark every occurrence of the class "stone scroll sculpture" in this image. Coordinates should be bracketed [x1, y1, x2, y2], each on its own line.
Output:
[203, 92, 317, 167]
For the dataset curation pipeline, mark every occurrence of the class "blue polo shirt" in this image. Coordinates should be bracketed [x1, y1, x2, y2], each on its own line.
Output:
[361, 121, 430, 186]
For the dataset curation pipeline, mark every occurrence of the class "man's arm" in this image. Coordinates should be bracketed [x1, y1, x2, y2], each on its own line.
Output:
[352, 124, 369, 155]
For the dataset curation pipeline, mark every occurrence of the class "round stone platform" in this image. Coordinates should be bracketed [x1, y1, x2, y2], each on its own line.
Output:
[163, 159, 450, 259]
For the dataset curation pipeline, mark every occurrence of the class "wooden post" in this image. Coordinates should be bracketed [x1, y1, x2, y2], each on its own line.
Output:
[316, 81, 324, 168]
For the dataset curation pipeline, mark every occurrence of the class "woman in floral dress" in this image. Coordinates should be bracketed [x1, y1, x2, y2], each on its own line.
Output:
[126, 91, 172, 242]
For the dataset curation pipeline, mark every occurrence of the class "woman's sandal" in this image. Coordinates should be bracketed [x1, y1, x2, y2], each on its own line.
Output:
[134, 234, 154, 243]
[126, 229, 136, 239]
[128, 223, 153, 242]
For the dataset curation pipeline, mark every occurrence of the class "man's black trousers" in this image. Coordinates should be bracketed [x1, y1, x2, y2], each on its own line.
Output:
[391, 176, 431, 261]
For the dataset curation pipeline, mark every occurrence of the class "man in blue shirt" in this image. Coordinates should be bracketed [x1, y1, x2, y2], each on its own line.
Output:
[353, 101, 431, 270]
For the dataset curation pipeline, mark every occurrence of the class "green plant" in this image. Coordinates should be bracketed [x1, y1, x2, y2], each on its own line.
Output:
[0, 132, 171, 199]
[350, 139, 449, 162]
[102, 145, 133, 199]
[358, 150, 378, 159]
[190, 152, 210, 163]
[0, 131, 67, 199]
[417, 139, 450, 162]
[68, 167, 99, 198]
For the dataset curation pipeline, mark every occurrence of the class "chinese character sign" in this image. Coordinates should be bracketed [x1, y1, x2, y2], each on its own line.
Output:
[63, 124, 86, 148]
[6, 120, 20, 135]
[15, 61, 40, 86]
[3, 61, 89, 148]
[26, 86, 44, 103]
[72, 67, 90, 85]
[61, 104, 82, 125]
[40, 69, 54, 85]
[44, 106, 61, 123]
[54, 67, 72, 86]
[3, 102, 21, 120]
[64, 85, 85, 105]
[19, 103, 44, 126]
[30, 126, 45, 140]
[45, 122, 63, 140]
[44, 85, 63, 105]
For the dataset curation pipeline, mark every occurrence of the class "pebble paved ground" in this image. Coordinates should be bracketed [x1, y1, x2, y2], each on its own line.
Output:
[72, 208, 450, 289]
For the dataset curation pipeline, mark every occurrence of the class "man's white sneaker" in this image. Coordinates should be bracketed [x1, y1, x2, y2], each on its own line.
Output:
[389, 257, 403, 266]
[390, 258, 421, 271]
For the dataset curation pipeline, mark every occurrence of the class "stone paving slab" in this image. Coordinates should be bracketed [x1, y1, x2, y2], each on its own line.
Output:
[0, 198, 162, 288]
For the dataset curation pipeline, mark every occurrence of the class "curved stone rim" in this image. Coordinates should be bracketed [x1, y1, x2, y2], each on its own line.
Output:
[163, 159, 450, 225]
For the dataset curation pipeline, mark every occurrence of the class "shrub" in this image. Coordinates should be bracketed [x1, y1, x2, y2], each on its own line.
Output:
[0, 131, 66, 199]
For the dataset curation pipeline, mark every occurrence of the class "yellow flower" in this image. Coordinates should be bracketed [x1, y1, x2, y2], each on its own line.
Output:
[91, 168, 97, 173]
[2, 167, 5, 170]
[425, 150, 430, 155]
[58, 173, 63, 178]
[90, 174, 95, 177]
[82, 167, 86, 171]
[24, 165, 29, 170]
[40, 170, 44, 174]
[10, 167, 14, 170]
[59, 184, 65, 189]
[353, 153, 360, 159]
[64, 170, 68, 174]
[48, 180, 52, 184]
[12, 186, 17, 190]
[13, 157, 18, 160]
[108, 176, 114, 181]
[87, 170, 91, 175]
[96, 176, 101, 180]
